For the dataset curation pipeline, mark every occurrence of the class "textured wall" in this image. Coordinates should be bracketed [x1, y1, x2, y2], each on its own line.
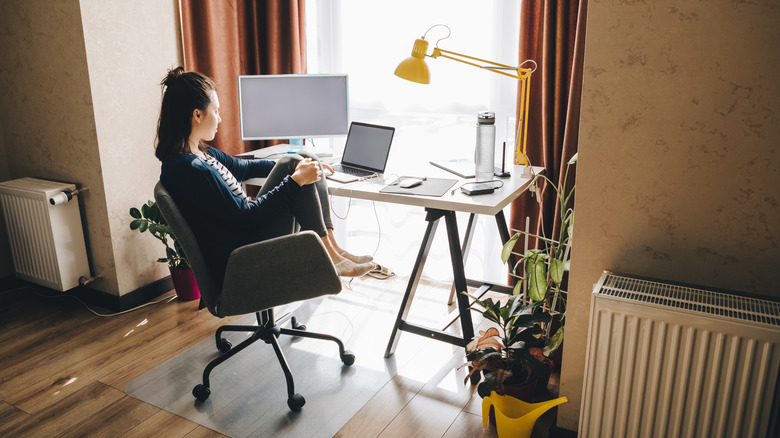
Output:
[0, 0, 111, 288]
[0, 120, 11, 277]
[79, 0, 182, 294]
[0, 0, 181, 296]
[559, 0, 780, 430]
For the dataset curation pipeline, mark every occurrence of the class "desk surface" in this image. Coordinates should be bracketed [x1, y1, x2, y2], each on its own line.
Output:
[241, 145, 542, 216]
[328, 165, 542, 216]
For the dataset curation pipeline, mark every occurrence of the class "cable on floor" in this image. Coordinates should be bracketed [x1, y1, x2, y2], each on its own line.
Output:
[0, 285, 178, 317]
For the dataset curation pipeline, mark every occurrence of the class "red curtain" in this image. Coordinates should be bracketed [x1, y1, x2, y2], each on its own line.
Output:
[510, 0, 587, 249]
[180, 0, 307, 156]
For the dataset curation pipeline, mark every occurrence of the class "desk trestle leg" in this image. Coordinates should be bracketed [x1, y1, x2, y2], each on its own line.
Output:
[384, 208, 475, 358]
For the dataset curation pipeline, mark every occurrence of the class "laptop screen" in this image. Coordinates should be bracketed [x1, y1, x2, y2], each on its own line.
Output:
[341, 122, 395, 172]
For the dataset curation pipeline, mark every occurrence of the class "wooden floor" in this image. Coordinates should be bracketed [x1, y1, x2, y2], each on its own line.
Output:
[0, 276, 561, 437]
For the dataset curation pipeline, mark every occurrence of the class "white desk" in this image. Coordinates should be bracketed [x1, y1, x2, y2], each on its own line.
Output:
[328, 164, 542, 358]
[242, 146, 541, 357]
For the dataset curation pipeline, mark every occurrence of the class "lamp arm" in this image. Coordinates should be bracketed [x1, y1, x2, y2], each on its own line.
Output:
[431, 47, 534, 167]
[431, 48, 533, 80]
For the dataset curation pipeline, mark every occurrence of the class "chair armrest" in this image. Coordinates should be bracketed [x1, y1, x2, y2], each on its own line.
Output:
[217, 231, 341, 316]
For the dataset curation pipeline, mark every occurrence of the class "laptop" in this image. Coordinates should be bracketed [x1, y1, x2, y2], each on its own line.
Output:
[327, 122, 395, 183]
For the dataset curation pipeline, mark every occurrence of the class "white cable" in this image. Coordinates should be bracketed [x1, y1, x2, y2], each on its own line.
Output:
[1, 285, 178, 317]
[370, 200, 382, 257]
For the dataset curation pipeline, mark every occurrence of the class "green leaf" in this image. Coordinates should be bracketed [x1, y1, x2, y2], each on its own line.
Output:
[129, 207, 141, 219]
[543, 327, 564, 357]
[549, 258, 564, 286]
[513, 348, 548, 380]
[149, 202, 165, 225]
[129, 219, 144, 231]
[501, 233, 520, 264]
[138, 221, 148, 233]
[512, 280, 523, 296]
[525, 253, 548, 302]
[141, 203, 151, 219]
[156, 257, 168, 263]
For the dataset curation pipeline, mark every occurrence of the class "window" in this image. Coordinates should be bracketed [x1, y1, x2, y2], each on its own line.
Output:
[306, 0, 521, 160]
[307, 1, 522, 283]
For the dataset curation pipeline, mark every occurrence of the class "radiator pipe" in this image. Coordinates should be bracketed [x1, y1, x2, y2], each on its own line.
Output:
[49, 186, 89, 206]
[79, 274, 102, 286]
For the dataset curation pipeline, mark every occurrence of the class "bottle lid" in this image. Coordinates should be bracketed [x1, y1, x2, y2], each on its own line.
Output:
[477, 111, 495, 124]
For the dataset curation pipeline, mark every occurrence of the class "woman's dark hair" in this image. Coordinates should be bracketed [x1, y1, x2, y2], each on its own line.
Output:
[155, 67, 217, 160]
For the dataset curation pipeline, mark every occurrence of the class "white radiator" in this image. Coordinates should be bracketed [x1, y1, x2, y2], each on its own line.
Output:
[0, 177, 90, 291]
[580, 271, 780, 438]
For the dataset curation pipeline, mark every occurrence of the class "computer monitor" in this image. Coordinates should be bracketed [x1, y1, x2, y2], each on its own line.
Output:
[238, 74, 349, 141]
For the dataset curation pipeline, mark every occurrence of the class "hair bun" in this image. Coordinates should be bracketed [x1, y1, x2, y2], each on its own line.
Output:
[161, 66, 186, 87]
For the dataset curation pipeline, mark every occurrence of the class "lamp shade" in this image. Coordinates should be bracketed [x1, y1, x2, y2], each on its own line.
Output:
[394, 38, 430, 84]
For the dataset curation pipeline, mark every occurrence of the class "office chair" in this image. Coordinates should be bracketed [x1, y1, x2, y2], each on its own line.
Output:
[154, 182, 355, 411]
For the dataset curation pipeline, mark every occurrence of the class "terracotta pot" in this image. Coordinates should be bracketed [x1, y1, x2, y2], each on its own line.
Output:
[169, 266, 200, 301]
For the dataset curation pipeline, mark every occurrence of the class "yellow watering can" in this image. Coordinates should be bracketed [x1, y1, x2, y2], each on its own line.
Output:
[482, 392, 568, 438]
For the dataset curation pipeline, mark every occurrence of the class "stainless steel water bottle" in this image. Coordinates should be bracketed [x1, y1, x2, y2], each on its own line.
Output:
[475, 111, 496, 182]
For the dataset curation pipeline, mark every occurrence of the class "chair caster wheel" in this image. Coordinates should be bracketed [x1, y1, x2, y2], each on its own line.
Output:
[287, 393, 306, 411]
[291, 317, 306, 331]
[193, 384, 211, 401]
[217, 338, 232, 353]
[340, 350, 356, 366]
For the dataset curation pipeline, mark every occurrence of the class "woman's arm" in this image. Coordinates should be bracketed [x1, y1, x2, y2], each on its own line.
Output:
[207, 147, 274, 181]
[161, 155, 301, 230]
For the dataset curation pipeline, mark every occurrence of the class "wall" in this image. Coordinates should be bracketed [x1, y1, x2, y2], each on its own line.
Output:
[0, 120, 11, 277]
[559, 0, 780, 431]
[78, 0, 182, 294]
[0, 0, 181, 296]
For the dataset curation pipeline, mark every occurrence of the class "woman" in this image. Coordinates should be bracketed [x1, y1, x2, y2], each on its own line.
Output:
[155, 67, 373, 282]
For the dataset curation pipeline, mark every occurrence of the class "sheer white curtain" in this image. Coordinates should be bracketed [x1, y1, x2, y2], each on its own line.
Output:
[308, 0, 521, 282]
[307, 0, 521, 160]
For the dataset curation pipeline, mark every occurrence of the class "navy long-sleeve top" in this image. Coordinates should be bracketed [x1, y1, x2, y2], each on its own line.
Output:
[160, 147, 302, 285]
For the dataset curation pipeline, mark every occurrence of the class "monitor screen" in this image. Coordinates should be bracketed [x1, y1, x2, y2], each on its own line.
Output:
[238, 74, 349, 140]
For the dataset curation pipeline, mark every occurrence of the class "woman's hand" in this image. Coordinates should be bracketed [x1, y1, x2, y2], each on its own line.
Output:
[291, 158, 321, 186]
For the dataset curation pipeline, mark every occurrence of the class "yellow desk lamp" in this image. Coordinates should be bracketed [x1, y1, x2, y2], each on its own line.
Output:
[395, 25, 537, 168]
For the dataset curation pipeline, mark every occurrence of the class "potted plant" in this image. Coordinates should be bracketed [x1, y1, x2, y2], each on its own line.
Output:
[129, 200, 200, 301]
[464, 297, 552, 399]
[500, 153, 577, 361]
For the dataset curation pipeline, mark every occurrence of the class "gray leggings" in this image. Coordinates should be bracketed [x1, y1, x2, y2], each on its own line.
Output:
[256, 151, 333, 240]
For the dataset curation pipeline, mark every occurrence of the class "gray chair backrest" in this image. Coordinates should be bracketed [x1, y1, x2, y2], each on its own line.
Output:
[154, 181, 221, 315]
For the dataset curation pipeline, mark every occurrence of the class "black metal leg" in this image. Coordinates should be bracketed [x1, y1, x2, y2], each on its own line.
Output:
[280, 327, 347, 355]
[495, 210, 519, 286]
[384, 210, 441, 358]
[201, 325, 265, 390]
[443, 210, 475, 346]
[384, 208, 521, 358]
[448, 213, 478, 305]
[268, 333, 296, 398]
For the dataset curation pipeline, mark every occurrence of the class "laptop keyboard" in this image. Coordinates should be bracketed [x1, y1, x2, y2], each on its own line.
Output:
[332, 164, 374, 177]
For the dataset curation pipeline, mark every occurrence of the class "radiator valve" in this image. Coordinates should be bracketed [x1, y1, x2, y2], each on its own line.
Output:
[49, 187, 89, 206]
[79, 274, 102, 286]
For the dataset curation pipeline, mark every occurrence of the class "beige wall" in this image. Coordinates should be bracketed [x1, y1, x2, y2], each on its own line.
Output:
[559, 0, 780, 431]
[0, 120, 11, 277]
[0, 0, 181, 296]
[79, 0, 182, 294]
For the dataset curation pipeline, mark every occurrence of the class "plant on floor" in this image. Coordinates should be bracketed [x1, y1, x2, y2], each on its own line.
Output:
[501, 153, 577, 358]
[129, 200, 189, 269]
[464, 297, 552, 398]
